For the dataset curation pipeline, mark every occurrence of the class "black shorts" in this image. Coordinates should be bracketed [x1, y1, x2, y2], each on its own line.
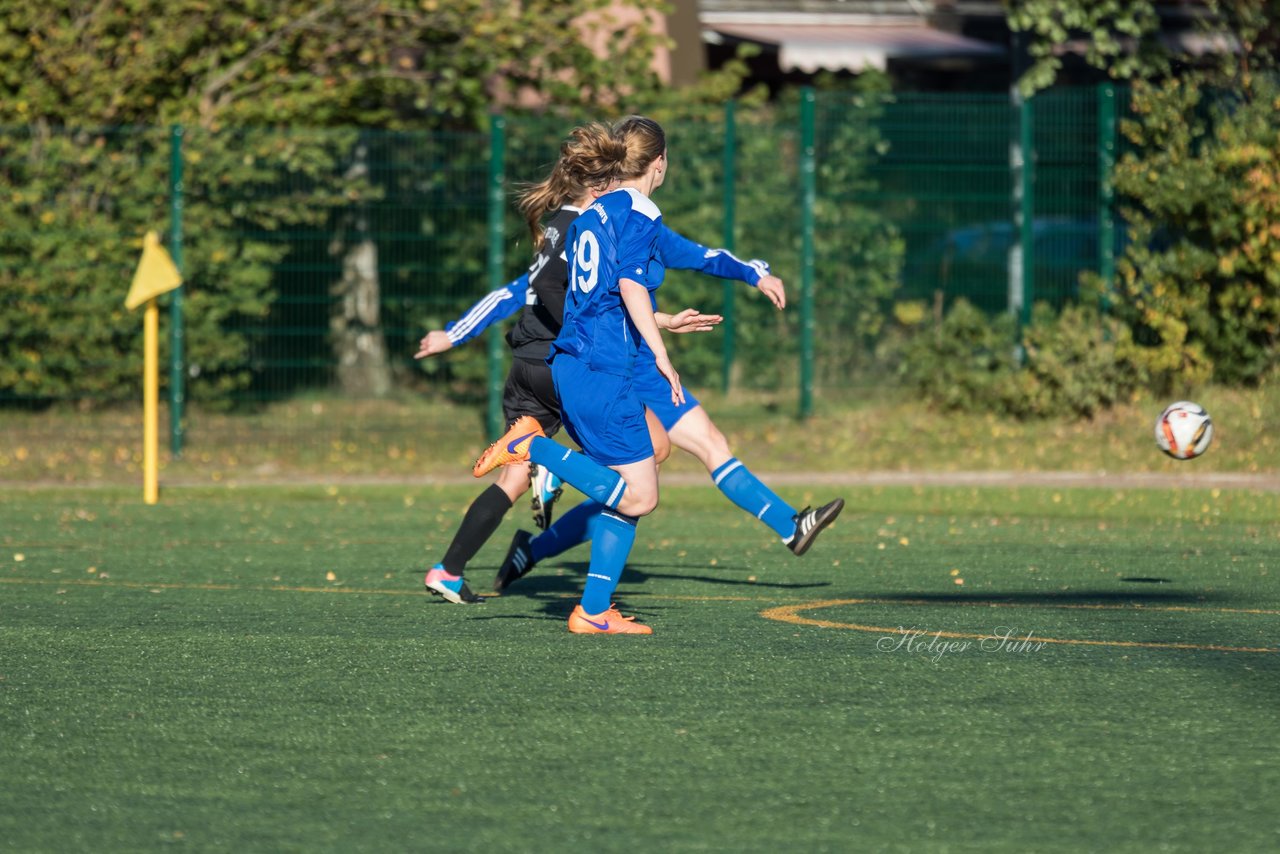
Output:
[502, 357, 561, 436]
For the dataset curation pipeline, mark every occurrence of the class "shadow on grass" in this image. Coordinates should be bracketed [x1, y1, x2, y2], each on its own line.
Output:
[852, 588, 1234, 606]
[463, 558, 830, 623]
[489, 560, 828, 592]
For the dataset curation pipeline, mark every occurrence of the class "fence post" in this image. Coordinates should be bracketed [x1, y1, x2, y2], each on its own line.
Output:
[1097, 83, 1116, 309]
[486, 115, 507, 441]
[721, 99, 737, 394]
[168, 125, 185, 458]
[798, 88, 816, 419]
[1019, 93, 1035, 329]
[1008, 88, 1035, 335]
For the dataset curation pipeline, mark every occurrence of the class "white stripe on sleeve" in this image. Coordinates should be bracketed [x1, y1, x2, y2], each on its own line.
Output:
[447, 290, 514, 344]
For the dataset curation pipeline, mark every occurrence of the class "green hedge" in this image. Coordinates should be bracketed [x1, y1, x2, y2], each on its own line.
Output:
[899, 299, 1148, 419]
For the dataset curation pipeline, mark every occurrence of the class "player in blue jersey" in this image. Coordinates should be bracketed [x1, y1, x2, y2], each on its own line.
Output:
[464, 120, 845, 626]
[473, 116, 679, 634]
[487, 118, 843, 595]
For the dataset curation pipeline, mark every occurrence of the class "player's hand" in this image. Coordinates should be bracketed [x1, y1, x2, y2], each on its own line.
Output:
[756, 275, 786, 310]
[664, 308, 723, 334]
[414, 330, 453, 359]
[654, 352, 684, 406]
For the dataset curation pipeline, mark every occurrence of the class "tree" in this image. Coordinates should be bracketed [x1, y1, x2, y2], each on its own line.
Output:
[0, 0, 670, 129]
[0, 0, 670, 404]
[1006, 0, 1168, 94]
[1009, 0, 1280, 388]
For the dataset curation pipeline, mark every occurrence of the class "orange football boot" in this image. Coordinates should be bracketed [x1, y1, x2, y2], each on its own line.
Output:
[472, 415, 545, 477]
[567, 604, 653, 635]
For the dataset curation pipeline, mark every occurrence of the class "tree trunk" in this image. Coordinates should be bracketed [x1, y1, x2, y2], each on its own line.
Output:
[330, 138, 392, 398]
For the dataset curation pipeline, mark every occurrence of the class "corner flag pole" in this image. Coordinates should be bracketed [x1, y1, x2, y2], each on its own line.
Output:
[125, 231, 183, 505]
[142, 299, 161, 504]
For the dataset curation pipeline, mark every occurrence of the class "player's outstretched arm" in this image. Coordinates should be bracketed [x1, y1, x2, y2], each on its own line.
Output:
[656, 308, 723, 334]
[656, 226, 785, 309]
[416, 274, 528, 359]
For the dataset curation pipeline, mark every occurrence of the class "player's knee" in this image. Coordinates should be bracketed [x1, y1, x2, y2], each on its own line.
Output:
[495, 464, 530, 501]
[645, 408, 672, 465]
[619, 486, 659, 517]
[652, 432, 672, 465]
[632, 493, 659, 516]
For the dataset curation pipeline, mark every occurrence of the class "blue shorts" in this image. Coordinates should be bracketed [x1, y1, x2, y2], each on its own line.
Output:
[550, 354, 654, 467]
[631, 356, 701, 431]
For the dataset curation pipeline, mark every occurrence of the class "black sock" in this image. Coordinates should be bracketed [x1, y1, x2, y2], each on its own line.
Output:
[440, 484, 514, 575]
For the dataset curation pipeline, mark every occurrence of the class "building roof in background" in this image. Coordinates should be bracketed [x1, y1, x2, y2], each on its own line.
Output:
[700, 1, 945, 12]
[698, 1, 1010, 15]
[702, 13, 1005, 73]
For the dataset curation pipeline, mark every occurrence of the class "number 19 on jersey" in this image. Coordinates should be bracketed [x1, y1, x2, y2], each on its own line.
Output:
[571, 231, 599, 294]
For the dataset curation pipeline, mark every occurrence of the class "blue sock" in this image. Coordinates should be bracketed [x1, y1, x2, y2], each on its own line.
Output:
[527, 437, 626, 509]
[580, 509, 638, 615]
[531, 499, 603, 563]
[711, 458, 798, 541]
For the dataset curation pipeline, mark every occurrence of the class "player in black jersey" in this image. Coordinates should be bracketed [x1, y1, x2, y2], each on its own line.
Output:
[417, 127, 615, 604]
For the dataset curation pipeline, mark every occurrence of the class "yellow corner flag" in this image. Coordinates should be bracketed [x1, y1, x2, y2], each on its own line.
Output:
[125, 231, 182, 311]
[126, 231, 183, 504]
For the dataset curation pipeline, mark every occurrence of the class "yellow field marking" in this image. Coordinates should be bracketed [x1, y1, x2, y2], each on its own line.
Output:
[760, 598, 1279, 654]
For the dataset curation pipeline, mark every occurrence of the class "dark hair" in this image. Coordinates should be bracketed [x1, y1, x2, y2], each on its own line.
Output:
[516, 123, 627, 247]
[611, 115, 666, 180]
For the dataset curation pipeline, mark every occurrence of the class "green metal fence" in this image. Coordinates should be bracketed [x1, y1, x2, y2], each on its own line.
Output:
[0, 87, 1124, 447]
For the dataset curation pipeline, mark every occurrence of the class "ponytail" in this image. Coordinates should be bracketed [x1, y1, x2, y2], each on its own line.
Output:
[516, 123, 628, 248]
[517, 161, 574, 248]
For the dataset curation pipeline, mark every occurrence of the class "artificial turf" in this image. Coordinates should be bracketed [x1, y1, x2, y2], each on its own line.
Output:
[2, 483, 1278, 852]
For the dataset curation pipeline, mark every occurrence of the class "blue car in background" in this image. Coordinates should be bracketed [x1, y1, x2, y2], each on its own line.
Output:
[901, 217, 1110, 314]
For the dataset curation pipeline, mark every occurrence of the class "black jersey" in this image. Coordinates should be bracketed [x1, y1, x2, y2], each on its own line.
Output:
[506, 205, 581, 362]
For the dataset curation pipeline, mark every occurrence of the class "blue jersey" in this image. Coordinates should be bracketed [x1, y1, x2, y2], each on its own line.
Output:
[444, 274, 528, 347]
[635, 231, 771, 361]
[649, 230, 770, 290]
[554, 188, 662, 377]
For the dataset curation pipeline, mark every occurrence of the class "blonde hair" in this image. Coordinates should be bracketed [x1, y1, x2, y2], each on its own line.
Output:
[611, 115, 666, 180]
[517, 123, 627, 248]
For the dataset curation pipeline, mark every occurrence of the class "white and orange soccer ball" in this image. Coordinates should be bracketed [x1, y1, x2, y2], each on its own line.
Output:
[1154, 401, 1213, 460]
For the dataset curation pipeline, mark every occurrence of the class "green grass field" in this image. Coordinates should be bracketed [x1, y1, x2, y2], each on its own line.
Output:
[3, 482, 1278, 852]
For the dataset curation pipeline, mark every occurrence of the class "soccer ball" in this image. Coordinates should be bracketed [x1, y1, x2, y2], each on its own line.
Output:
[1154, 401, 1213, 460]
